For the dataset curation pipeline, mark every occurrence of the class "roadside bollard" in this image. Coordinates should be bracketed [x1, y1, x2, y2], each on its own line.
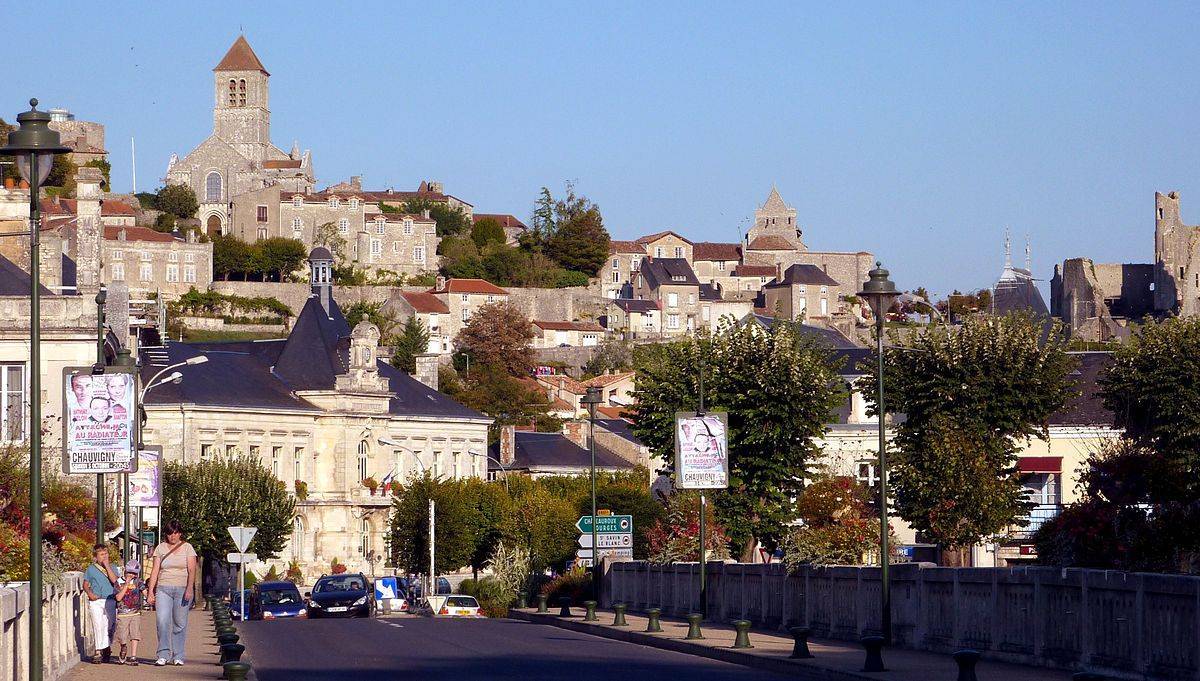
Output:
[788, 626, 814, 659]
[517, 593, 528, 609]
[645, 608, 663, 633]
[685, 613, 704, 640]
[219, 643, 245, 665]
[217, 632, 239, 647]
[216, 623, 236, 635]
[953, 649, 980, 681]
[558, 597, 573, 617]
[584, 600, 598, 621]
[612, 603, 628, 626]
[536, 594, 549, 613]
[732, 620, 753, 649]
[222, 661, 251, 681]
[861, 635, 886, 672]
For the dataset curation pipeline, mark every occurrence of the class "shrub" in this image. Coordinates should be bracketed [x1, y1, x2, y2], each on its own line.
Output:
[330, 557, 347, 575]
[285, 561, 303, 584]
[458, 576, 510, 617]
[264, 565, 281, 582]
[539, 567, 593, 605]
[294, 480, 308, 501]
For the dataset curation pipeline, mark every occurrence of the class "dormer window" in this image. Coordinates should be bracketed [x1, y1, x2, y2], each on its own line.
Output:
[349, 198, 360, 210]
[403, 219, 413, 235]
[329, 197, 340, 208]
[672, 275, 684, 282]
[292, 195, 303, 207]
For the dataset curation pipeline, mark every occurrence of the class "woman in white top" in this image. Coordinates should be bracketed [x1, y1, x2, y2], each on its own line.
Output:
[146, 519, 198, 666]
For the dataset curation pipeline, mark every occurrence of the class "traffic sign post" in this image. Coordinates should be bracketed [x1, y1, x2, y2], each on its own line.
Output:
[575, 514, 633, 572]
[227, 526, 257, 621]
[575, 515, 632, 534]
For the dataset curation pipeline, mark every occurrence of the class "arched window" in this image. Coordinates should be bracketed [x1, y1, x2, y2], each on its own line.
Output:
[357, 441, 369, 481]
[359, 518, 371, 557]
[205, 172, 222, 202]
[238, 79, 247, 106]
[228, 79, 237, 106]
[292, 516, 305, 560]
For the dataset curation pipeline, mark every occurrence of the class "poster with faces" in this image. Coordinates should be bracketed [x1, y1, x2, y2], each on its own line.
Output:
[64, 370, 136, 474]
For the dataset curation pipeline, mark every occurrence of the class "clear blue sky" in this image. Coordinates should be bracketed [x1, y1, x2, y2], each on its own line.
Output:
[8, 1, 1200, 297]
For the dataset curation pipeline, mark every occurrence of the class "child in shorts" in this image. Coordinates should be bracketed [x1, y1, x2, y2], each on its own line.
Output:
[112, 559, 143, 665]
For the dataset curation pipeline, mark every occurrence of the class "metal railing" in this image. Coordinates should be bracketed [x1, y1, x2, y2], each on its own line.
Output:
[1011, 504, 1061, 540]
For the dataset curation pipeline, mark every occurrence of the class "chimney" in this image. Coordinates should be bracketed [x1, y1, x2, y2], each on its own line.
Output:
[435, 275, 446, 292]
[422, 209, 431, 220]
[776, 262, 783, 281]
[563, 420, 588, 449]
[351, 175, 362, 190]
[499, 425, 516, 467]
[414, 353, 439, 391]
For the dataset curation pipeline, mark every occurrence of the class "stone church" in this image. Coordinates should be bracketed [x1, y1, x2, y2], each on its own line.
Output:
[165, 36, 315, 235]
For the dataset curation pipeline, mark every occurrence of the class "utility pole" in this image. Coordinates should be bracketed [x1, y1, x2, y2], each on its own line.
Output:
[95, 289, 106, 542]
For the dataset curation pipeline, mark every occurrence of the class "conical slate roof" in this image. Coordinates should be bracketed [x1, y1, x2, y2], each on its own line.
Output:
[214, 36, 269, 75]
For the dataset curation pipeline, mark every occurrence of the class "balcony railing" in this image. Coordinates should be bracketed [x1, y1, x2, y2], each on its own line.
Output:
[1010, 504, 1061, 540]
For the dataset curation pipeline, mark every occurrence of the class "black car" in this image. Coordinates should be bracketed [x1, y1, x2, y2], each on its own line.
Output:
[305, 573, 373, 618]
[249, 581, 307, 620]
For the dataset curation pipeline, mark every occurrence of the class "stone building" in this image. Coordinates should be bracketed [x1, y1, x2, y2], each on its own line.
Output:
[141, 253, 491, 580]
[381, 291, 451, 354]
[761, 264, 841, 321]
[1049, 191, 1196, 339]
[47, 108, 106, 167]
[165, 36, 315, 235]
[530, 320, 606, 348]
[633, 257, 701, 335]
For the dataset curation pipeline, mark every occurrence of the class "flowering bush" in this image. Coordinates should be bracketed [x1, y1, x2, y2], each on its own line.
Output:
[646, 491, 730, 565]
[539, 567, 592, 605]
[285, 560, 304, 584]
[330, 557, 347, 574]
[781, 476, 897, 569]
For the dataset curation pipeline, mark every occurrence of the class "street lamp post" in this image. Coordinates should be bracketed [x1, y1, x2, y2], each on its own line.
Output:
[858, 262, 900, 647]
[379, 439, 436, 600]
[581, 386, 603, 601]
[1, 98, 71, 681]
[468, 449, 509, 493]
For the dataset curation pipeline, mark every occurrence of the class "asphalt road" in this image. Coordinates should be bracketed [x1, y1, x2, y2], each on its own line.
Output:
[237, 615, 793, 680]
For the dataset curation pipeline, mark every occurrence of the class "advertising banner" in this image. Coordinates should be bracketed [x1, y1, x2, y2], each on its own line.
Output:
[62, 367, 137, 474]
[674, 411, 729, 489]
[128, 446, 161, 507]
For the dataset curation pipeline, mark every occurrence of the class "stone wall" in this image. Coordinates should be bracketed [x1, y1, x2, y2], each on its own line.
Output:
[605, 561, 1198, 680]
[210, 282, 399, 317]
[532, 346, 601, 376]
[0, 574, 92, 681]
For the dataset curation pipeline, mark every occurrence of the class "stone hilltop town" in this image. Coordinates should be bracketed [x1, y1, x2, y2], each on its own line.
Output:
[0, 35, 1188, 580]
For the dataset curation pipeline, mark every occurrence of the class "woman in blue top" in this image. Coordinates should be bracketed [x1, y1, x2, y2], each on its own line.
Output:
[82, 544, 118, 664]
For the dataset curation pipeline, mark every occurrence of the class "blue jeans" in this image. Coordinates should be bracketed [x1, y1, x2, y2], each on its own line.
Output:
[155, 585, 190, 662]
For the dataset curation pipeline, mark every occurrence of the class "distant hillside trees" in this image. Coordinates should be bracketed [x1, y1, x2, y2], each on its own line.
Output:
[213, 234, 307, 281]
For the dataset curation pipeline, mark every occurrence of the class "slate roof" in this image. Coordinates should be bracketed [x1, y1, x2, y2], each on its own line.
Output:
[595, 419, 643, 446]
[142, 293, 486, 420]
[699, 284, 722, 301]
[692, 242, 742, 261]
[639, 258, 699, 289]
[614, 299, 658, 314]
[742, 314, 859, 349]
[993, 265, 1049, 317]
[0, 254, 52, 295]
[104, 226, 178, 243]
[214, 36, 269, 75]
[765, 264, 840, 287]
[1050, 352, 1115, 427]
[488, 431, 633, 472]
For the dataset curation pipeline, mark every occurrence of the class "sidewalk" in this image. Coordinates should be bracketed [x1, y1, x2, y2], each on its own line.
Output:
[510, 607, 1073, 681]
[64, 608, 223, 680]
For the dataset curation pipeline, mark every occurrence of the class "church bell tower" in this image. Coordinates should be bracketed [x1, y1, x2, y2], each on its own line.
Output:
[212, 36, 271, 163]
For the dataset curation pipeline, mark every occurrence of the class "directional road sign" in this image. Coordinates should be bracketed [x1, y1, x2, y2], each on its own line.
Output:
[228, 526, 257, 553]
[576, 548, 634, 561]
[578, 533, 633, 549]
[226, 552, 257, 564]
[576, 515, 633, 534]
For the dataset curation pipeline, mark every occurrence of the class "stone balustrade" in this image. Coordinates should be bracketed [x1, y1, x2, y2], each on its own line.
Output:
[0, 574, 90, 681]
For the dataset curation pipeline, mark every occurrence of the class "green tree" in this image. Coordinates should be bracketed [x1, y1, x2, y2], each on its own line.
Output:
[393, 199, 472, 237]
[0, 119, 18, 183]
[505, 480, 578, 573]
[84, 159, 111, 190]
[868, 313, 1075, 562]
[462, 479, 512, 577]
[154, 213, 177, 233]
[455, 300, 535, 376]
[632, 322, 847, 558]
[391, 316, 432, 373]
[160, 455, 295, 559]
[45, 154, 77, 190]
[212, 234, 253, 280]
[156, 183, 199, 219]
[782, 475, 889, 568]
[533, 183, 610, 276]
[342, 301, 400, 341]
[258, 237, 308, 281]
[472, 217, 506, 248]
[387, 474, 477, 574]
[313, 221, 349, 263]
[582, 338, 632, 378]
[438, 236, 486, 279]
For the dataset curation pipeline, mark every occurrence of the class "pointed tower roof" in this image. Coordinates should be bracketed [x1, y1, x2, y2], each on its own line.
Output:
[761, 185, 788, 211]
[214, 36, 269, 75]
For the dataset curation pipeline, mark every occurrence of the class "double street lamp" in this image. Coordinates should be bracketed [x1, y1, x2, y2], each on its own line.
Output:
[1, 99, 71, 681]
[858, 262, 900, 649]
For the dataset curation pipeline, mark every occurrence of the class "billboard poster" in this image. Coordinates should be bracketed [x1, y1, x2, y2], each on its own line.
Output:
[62, 367, 136, 474]
[674, 411, 729, 489]
[127, 446, 161, 507]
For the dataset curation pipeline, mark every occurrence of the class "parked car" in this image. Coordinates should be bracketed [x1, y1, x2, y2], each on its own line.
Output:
[305, 573, 374, 618]
[229, 589, 251, 620]
[436, 595, 481, 617]
[397, 576, 452, 601]
[249, 581, 307, 620]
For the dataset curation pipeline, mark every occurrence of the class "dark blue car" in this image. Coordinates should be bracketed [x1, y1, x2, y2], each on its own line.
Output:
[249, 581, 307, 620]
[305, 573, 373, 618]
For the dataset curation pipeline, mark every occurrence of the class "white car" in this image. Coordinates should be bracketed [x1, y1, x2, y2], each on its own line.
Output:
[433, 595, 482, 618]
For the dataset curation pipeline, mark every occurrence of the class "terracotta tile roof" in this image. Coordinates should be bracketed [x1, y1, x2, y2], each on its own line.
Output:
[214, 36, 269, 75]
[263, 159, 302, 169]
[609, 240, 645, 254]
[103, 225, 180, 243]
[364, 212, 434, 223]
[538, 374, 586, 394]
[41, 197, 137, 217]
[533, 320, 605, 332]
[595, 405, 629, 419]
[428, 278, 509, 295]
[400, 291, 449, 314]
[746, 235, 795, 251]
[582, 371, 634, 388]
[636, 230, 692, 245]
[733, 264, 776, 277]
[692, 242, 741, 261]
[473, 214, 527, 230]
[102, 201, 137, 216]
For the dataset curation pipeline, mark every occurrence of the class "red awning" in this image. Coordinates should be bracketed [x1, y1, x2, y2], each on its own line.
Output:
[1018, 456, 1062, 473]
